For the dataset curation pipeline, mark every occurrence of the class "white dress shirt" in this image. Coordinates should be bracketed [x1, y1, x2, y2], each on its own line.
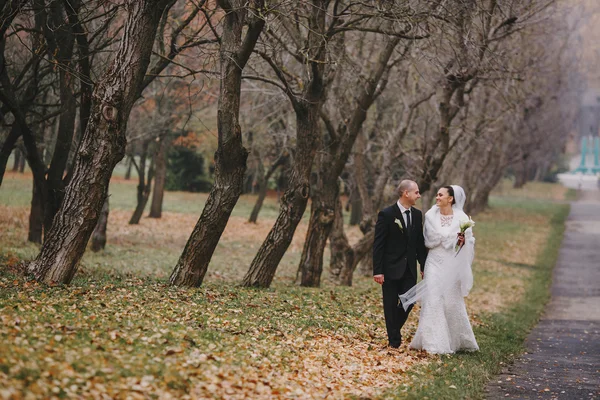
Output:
[397, 200, 411, 228]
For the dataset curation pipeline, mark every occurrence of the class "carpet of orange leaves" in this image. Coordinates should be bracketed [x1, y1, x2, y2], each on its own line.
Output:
[0, 173, 562, 399]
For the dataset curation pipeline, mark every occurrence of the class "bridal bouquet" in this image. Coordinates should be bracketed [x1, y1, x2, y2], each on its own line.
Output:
[455, 217, 475, 253]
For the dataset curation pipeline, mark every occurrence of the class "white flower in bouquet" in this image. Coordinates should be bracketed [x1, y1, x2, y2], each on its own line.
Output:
[455, 217, 475, 253]
[459, 217, 475, 233]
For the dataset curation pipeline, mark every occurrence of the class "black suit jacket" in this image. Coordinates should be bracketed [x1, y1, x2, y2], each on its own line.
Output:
[372, 203, 427, 281]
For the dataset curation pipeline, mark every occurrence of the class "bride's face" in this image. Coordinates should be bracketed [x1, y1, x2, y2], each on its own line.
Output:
[436, 188, 453, 208]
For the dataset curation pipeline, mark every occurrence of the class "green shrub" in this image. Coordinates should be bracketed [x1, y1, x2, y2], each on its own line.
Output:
[166, 146, 213, 192]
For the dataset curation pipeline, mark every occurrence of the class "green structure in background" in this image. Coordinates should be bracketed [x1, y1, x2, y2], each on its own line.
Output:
[594, 137, 600, 174]
[574, 136, 590, 174]
[574, 136, 588, 173]
[574, 136, 600, 174]
[575, 90, 600, 175]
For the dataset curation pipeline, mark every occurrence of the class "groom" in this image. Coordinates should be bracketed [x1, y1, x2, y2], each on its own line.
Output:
[373, 179, 427, 348]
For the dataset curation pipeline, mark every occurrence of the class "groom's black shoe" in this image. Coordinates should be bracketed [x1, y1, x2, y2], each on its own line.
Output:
[389, 342, 400, 349]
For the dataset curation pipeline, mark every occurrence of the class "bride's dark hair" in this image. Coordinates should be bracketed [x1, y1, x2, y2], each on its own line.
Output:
[442, 186, 456, 205]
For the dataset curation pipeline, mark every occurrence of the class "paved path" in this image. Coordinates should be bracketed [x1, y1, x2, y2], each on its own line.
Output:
[486, 190, 600, 400]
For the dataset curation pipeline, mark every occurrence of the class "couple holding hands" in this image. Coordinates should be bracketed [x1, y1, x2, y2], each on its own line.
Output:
[373, 180, 478, 354]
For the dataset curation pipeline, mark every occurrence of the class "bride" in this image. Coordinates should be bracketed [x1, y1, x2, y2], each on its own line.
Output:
[400, 185, 479, 354]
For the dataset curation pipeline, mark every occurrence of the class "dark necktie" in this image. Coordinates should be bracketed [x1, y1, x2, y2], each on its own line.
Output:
[405, 209, 411, 230]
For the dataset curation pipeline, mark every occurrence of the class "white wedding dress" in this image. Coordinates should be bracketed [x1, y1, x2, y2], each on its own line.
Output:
[400, 186, 479, 354]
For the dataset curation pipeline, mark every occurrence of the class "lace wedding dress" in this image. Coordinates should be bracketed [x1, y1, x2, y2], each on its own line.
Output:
[400, 185, 479, 354]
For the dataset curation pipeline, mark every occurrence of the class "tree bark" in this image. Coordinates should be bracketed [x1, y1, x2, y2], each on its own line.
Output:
[329, 197, 349, 280]
[28, 0, 173, 285]
[64, 0, 92, 141]
[169, 0, 265, 287]
[148, 136, 168, 218]
[242, 1, 331, 288]
[418, 81, 461, 194]
[249, 150, 287, 223]
[18, 151, 25, 172]
[327, 91, 431, 285]
[358, 257, 372, 277]
[62, 0, 93, 186]
[130, 158, 154, 224]
[44, 55, 77, 233]
[1, 125, 21, 182]
[12, 148, 21, 172]
[129, 143, 155, 224]
[298, 180, 337, 287]
[28, 179, 44, 244]
[242, 102, 322, 287]
[248, 152, 266, 223]
[349, 191, 362, 226]
[0, 28, 43, 187]
[329, 197, 374, 286]
[297, 37, 400, 287]
[125, 155, 133, 179]
[90, 197, 109, 252]
[513, 162, 527, 188]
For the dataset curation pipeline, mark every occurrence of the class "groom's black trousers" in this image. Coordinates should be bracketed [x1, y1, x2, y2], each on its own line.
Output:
[382, 268, 415, 347]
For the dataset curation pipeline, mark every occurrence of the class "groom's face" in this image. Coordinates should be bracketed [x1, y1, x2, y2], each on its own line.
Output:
[405, 184, 421, 206]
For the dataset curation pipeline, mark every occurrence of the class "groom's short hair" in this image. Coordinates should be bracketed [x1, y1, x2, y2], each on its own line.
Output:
[397, 180, 416, 197]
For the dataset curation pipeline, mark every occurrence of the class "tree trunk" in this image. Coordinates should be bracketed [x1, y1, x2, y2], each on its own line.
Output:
[298, 179, 337, 287]
[18, 148, 25, 172]
[44, 60, 77, 233]
[0, 2, 36, 185]
[90, 197, 109, 252]
[247, 145, 266, 222]
[249, 183, 267, 223]
[170, 137, 248, 286]
[329, 197, 374, 286]
[129, 157, 154, 224]
[296, 36, 400, 287]
[338, 231, 373, 286]
[534, 163, 546, 182]
[65, 0, 92, 142]
[129, 144, 155, 225]
[148, 137, 167, 218]
[513, 162, 527, 188]
[0, 125, 20, 184]
[328, 94, 431, 286]
[417, 79, 463, 195]
[169, 0, 265, 287]
[242, 1, 329, 288]
[329, 196, 351, 280]
[358, 256, 372, 277]
[28, 179, 44, 244]
[0, 45, 43, 187]
[349, 191, 362, 226]
[125, 155, 133, 180]
[27, 0, 173, 285]
[468, 189, 490, 215]
[249, 150, 287, 223]
[242, 104, 320, 287]
[12, 148, 20, 172]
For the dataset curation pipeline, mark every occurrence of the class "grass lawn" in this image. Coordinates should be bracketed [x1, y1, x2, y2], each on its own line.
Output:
[0, 171, 572, 399]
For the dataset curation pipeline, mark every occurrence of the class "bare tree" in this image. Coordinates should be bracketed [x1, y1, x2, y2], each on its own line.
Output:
[169, 0, 266, 287]
[90, 0, 218, 247]
[1, 0, 120, 243]
[241, 0, 332, 288]
[28, 0, 176, 284]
